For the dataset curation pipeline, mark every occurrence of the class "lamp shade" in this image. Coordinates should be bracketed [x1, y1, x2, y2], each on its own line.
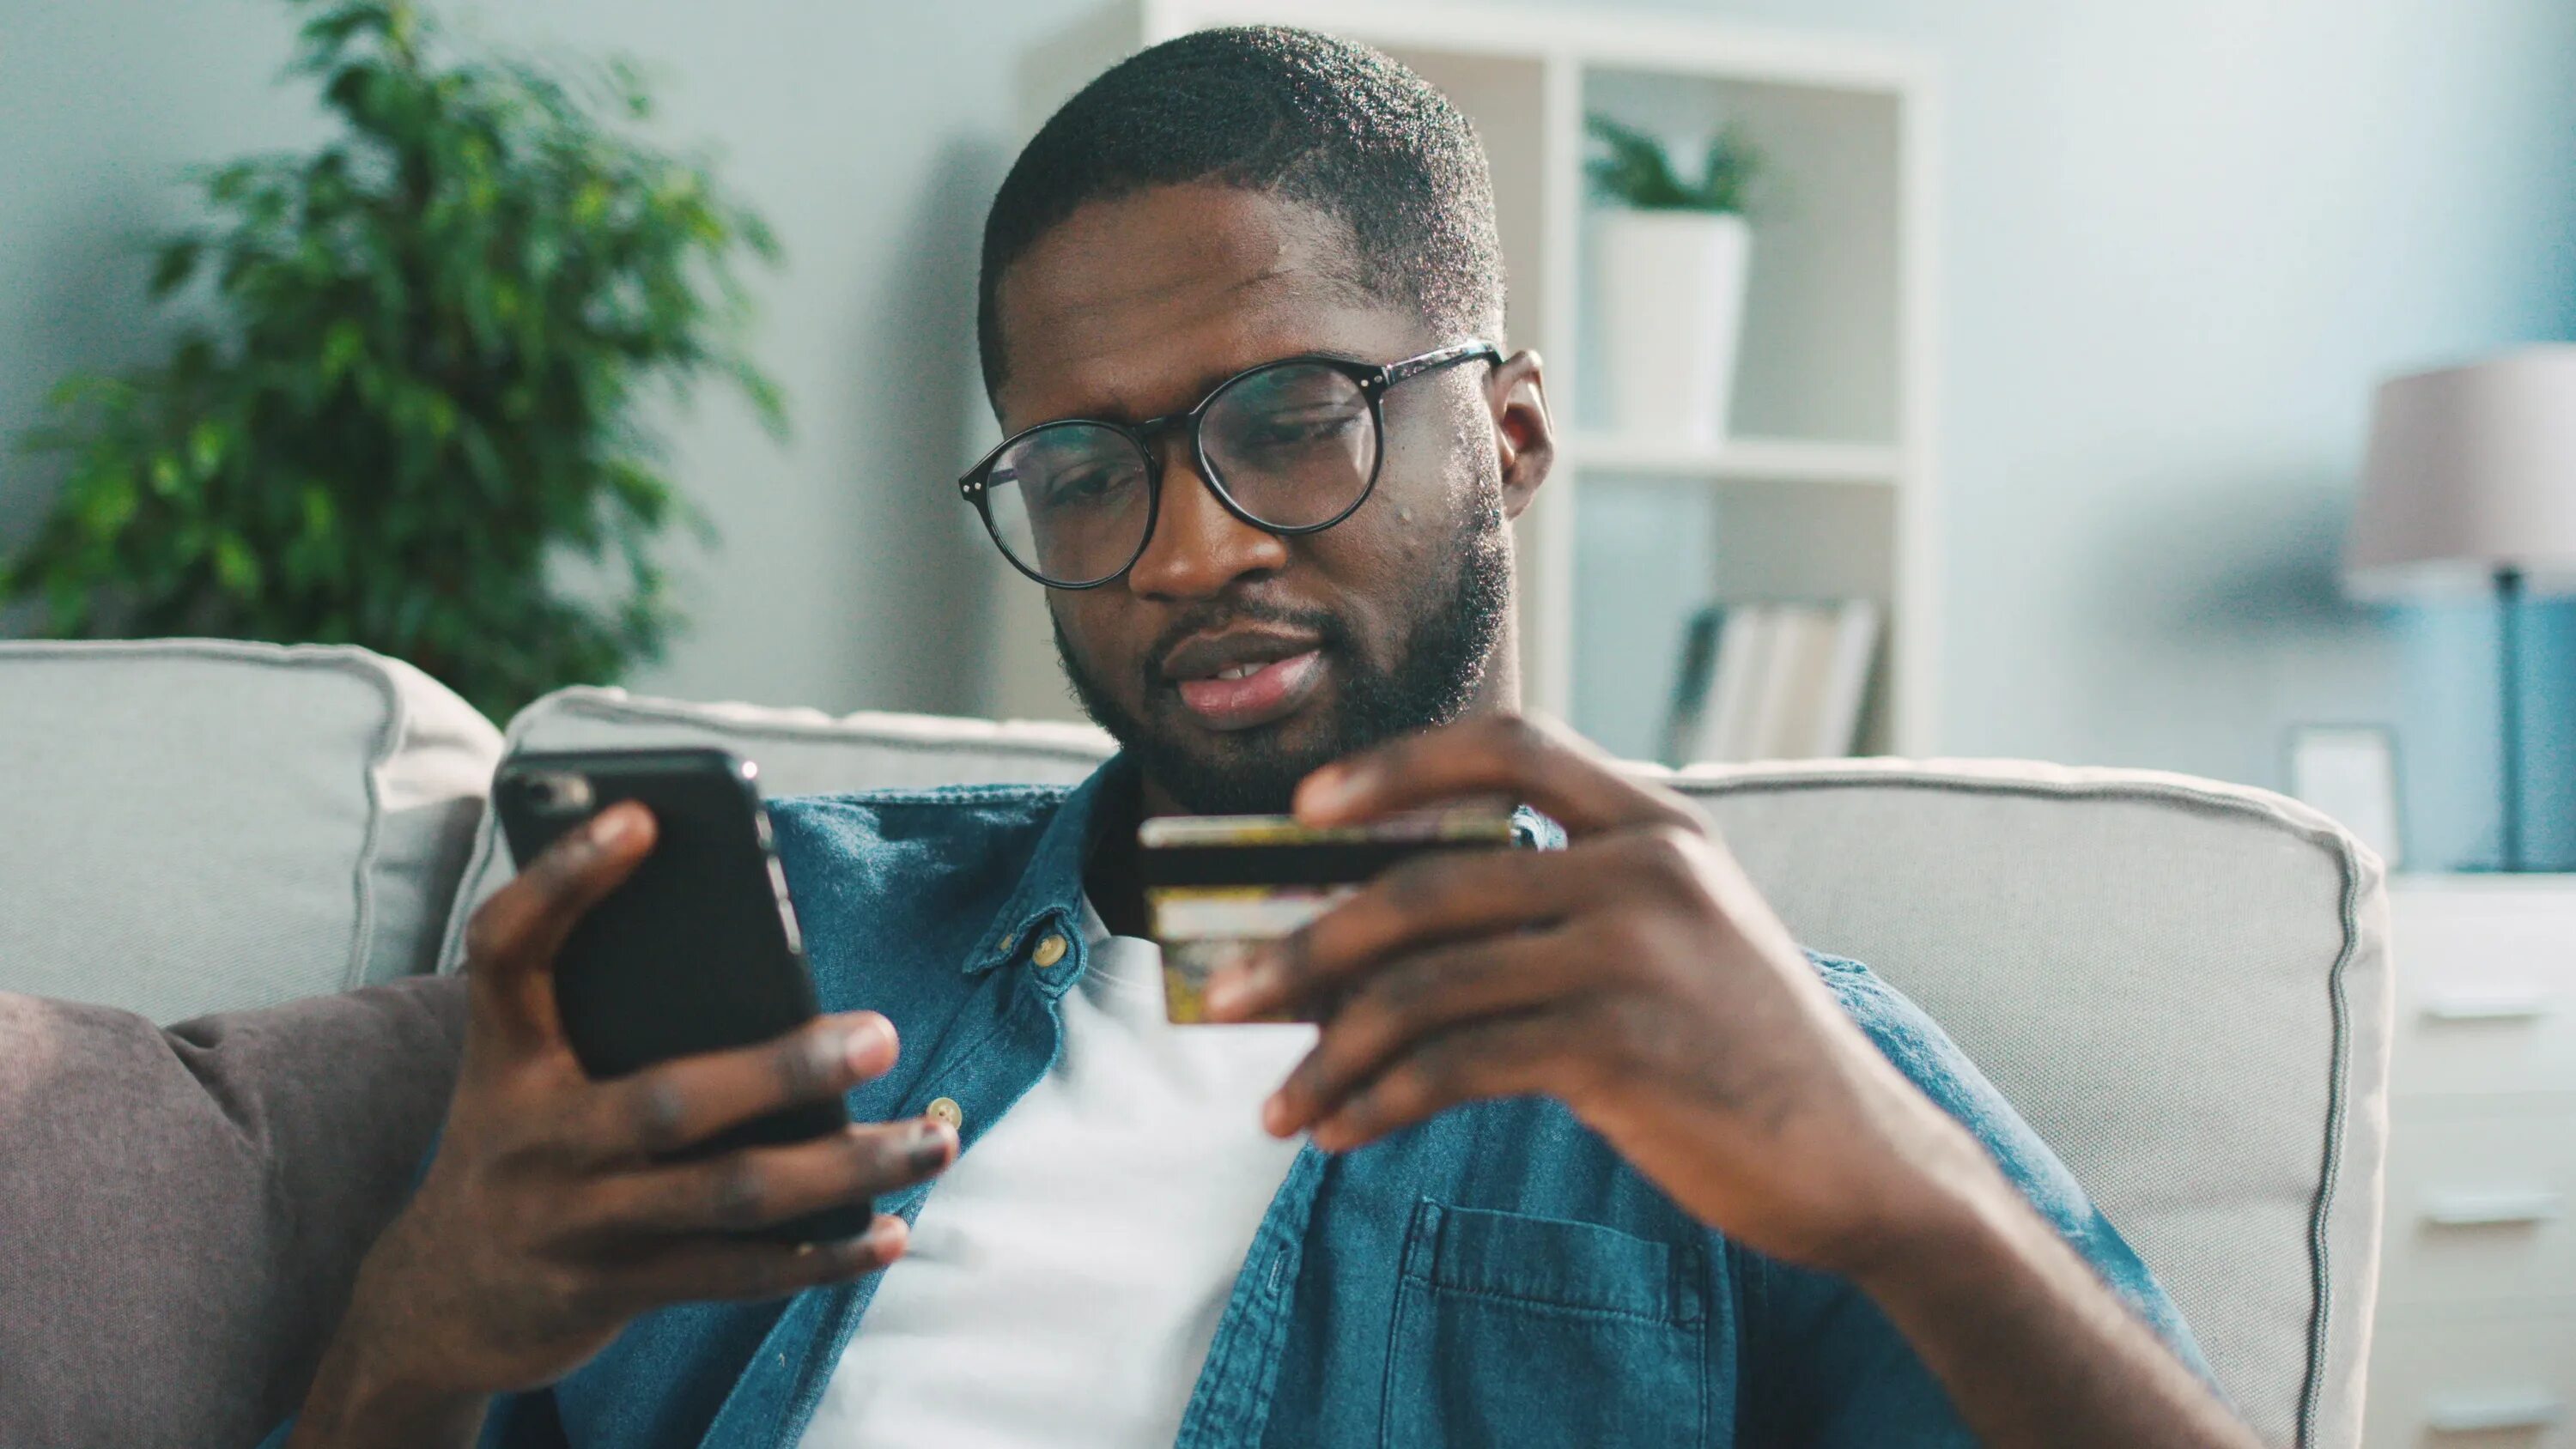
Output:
[2345, 345, 2576, 600]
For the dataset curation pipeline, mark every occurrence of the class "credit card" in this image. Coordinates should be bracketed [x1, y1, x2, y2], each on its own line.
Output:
[1142, 808, 1524, 1023]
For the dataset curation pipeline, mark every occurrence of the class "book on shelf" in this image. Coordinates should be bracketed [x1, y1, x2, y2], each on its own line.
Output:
[1658, 605, 1726, 767]
[1662, 598, 1880, 766]
[1663, 604, 1770, 767]
[1808, 599, 1882, 758]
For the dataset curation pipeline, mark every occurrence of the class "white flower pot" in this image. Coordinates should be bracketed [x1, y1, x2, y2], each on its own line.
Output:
[1588, 209, 1752, 445]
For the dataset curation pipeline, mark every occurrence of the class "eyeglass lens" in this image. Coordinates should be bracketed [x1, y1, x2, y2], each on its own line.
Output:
[981, 360, 1380, 586]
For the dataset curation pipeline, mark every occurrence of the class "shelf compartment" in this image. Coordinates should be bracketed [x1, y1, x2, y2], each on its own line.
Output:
[1577, 67, 1905, 449]
[1571, 474, 1897, 761]
[1563, 433, 1904, 484]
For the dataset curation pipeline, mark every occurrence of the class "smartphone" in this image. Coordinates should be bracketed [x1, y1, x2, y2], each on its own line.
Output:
[491, 747, 868, 1244]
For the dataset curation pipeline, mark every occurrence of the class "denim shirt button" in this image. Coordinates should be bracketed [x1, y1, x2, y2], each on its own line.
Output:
[926, 1096, 963, 1131]
[1031, 932, 1070, 968]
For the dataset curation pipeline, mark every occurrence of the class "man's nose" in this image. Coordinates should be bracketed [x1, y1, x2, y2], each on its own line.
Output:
[1123, 443, 1291, 600]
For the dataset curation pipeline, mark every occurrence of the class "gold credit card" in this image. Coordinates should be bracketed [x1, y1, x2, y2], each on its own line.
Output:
[1142, 809, 1522, 1023]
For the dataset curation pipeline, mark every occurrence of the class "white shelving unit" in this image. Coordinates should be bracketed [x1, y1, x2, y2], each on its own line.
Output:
[982, 0, 1941, 760]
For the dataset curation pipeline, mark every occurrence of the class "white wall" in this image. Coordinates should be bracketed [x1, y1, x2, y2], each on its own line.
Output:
[1625, 0, 2576, 870]
[6, 0, 2574, 865]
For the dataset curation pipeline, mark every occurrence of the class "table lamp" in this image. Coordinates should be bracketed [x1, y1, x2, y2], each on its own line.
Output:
[2345, 344, 2576, 871]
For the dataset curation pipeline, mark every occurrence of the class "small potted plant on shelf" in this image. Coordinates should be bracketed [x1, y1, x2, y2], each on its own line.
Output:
[1584, 113, 1760, 445]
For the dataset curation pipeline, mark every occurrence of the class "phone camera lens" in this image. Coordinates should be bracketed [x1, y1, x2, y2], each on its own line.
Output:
[520, 771, 593, 816]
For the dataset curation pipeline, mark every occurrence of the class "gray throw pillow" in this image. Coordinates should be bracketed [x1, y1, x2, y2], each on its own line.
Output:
[0, 976, 465, 1448]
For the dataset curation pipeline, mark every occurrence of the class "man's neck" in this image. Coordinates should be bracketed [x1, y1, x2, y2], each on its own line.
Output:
[1081, 764, 1152, 938]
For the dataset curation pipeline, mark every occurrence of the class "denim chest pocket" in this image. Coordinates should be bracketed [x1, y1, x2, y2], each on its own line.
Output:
[1381, 1200, 1710, 1448]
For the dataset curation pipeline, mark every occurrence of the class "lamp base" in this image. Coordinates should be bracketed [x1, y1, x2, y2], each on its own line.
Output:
[2496, 567, 2528, 875]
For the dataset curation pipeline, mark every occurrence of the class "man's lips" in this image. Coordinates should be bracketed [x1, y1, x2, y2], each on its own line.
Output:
[1171, 649, 1325, 731]
[1158, 627, 1320, 683]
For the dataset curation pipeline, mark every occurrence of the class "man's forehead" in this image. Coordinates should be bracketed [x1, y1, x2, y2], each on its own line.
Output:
[991, 184, 1423, 427]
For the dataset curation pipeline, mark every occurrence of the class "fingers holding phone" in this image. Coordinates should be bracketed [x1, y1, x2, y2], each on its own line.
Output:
[349, 1015, 943, 1408]
[455, 798, 654, 1057]
[289, 757, 951, 1441]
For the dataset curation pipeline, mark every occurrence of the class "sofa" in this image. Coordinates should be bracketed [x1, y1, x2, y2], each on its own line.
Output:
[0, 640, 2392, 1447]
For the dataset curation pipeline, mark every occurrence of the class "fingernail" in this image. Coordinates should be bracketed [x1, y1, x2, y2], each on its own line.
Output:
[910, 1119, 955, 1171]
[1298, 765, 1354, 815]
[805, 1028, 848, 1083]
[1202, 970, 1248, 1018]
[1261, 1094, 1293, 1136]
[843, 1016, 894, 1073]
[865, 1216, 907, 1257]
[589, 804, 637, 848]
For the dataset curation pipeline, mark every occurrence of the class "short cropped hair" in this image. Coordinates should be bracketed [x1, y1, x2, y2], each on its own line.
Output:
[976, 25, 1504, 397]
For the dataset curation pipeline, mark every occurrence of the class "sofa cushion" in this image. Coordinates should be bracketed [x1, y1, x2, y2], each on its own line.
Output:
[432, 686, 1115, 972]
[0, 640, 503, 1022]
[1668, 757, 2390, 1449]
[0, 976, 465, 1449]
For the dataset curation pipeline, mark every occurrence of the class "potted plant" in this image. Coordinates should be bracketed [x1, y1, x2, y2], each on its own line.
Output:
[2, 0, 782, 720]
[1584, 113, 1760, 445]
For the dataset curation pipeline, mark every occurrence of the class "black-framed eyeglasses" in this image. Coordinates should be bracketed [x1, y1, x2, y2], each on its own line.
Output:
[959, 340, 1502, 589]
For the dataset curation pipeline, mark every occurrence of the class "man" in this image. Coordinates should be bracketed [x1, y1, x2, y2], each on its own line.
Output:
[285, 27, 2258, 1448]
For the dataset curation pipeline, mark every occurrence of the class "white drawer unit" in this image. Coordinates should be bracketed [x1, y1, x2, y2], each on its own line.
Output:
[2366, 1305, 2576, 1448]
[2378, 1100, 2576, 1307]
[2366, 878, 2576, 1449]
[2389, 884, 2576, 1099]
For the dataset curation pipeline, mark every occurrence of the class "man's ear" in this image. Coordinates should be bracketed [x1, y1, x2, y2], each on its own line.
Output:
[1485, 349, 1553, 521]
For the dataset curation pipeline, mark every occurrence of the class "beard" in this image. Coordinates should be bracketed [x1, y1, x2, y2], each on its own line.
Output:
[1054, 490, 1514, 815]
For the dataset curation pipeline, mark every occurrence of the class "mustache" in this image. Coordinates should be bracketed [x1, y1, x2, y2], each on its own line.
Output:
[1140, 601, 1352, 687]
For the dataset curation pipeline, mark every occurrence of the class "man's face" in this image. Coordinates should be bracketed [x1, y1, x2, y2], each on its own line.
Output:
[988, 185, 1551, 815]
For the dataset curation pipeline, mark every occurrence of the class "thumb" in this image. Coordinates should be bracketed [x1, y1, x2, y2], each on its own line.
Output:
[461, 802, 657, 1057]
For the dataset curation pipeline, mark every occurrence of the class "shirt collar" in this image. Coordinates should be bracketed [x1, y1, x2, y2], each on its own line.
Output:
[963, 752, 1136, 979]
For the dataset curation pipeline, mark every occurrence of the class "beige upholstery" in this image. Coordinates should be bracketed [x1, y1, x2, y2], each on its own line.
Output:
[0, 640, 502, 1022]
[1667, 758, 2391, 1449]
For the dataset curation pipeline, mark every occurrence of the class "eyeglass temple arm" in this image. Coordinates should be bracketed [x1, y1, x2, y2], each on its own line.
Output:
[1379, 341, 1504, 389]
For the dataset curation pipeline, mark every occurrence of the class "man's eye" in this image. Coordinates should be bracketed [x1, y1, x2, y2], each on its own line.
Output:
[1244, 409, 1362, 448]
[1040, 465, 1134, 507]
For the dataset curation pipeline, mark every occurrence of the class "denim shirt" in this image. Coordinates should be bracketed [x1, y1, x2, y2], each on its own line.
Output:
[285, 755, 2204, 1448]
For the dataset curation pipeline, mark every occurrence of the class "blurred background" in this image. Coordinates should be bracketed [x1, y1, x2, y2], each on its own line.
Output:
[3, 0, 2573, 870]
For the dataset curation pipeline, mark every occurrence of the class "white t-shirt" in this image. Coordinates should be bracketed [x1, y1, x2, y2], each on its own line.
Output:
[796, 903, 1315, 1448]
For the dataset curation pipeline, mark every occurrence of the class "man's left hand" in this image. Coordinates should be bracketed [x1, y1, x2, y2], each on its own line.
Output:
[1200, 713, 1993, 1278]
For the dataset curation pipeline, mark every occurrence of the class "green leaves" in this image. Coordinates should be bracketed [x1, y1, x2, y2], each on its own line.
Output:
[78, 470, 140, 538]
[212, 532, 263, 597]
[149, 239, 202, 296]
[1584, 113, 1761, 215]
[319, 318, 365, 381]
[187, 419, 229, 478]
[3, 0, 783, 721]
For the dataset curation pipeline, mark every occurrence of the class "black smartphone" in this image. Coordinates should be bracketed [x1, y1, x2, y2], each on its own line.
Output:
[491, 746, 867, 1244]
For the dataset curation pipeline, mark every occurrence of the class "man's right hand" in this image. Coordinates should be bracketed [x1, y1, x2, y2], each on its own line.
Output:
[288, 801, 955, 1448]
